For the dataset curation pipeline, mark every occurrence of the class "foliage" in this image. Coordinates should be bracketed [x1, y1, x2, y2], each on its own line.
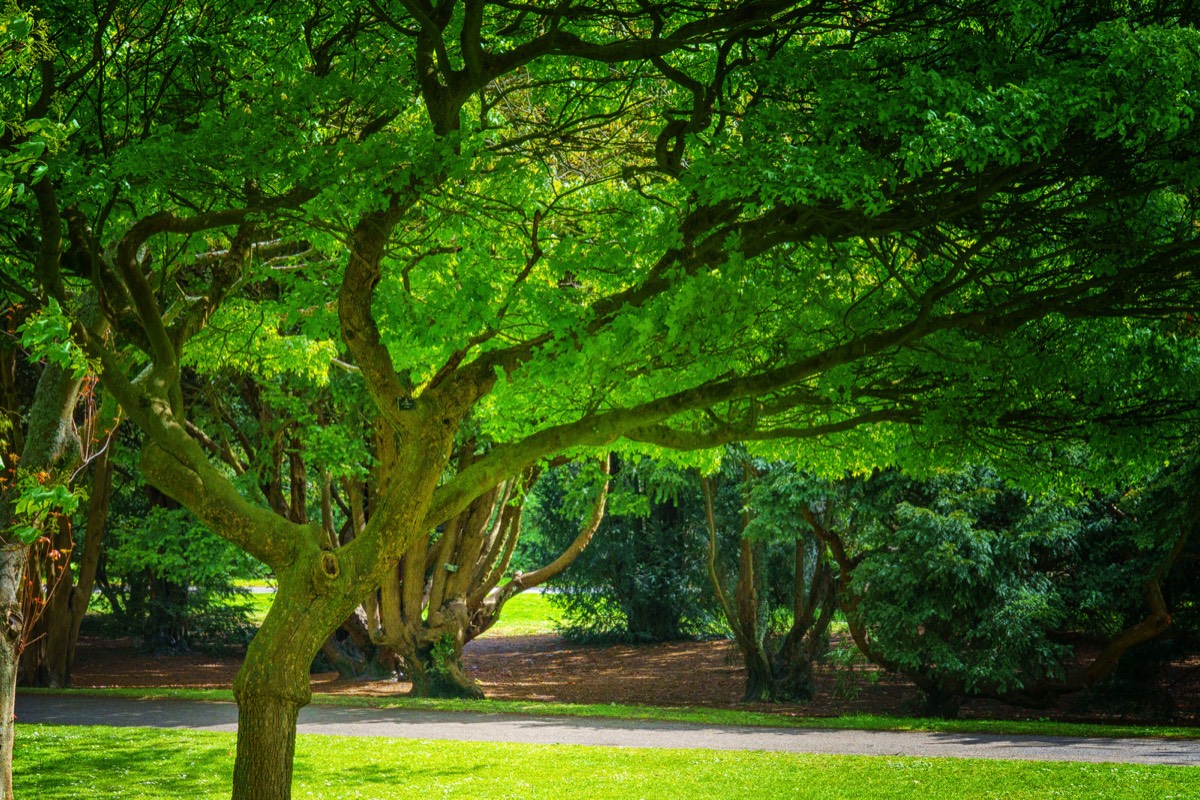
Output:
[826, 459, 1197, 712]
[10, 0, 1200, 794]
[531, 459, 721, 643]
[842, 468, 1076, 697]
[100, 502, 267, 651]
[16, 297, 90, 378]
[7, 468, 83, 544]
[0, 2, 69, 211]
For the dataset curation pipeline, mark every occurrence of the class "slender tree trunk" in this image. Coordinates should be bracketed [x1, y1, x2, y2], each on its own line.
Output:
[0, 544, 25, 800]
[55, 446, 113, 682]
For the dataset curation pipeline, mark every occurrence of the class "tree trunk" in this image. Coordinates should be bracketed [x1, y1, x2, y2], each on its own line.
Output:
[20, 517, 73, 686]
[401, 638, 484, 699]
[232, 689, 301, 800]
[48, 449, 111, 684]
[920, 683, 965, 719]
[0, 543, 26, 800]
[144, 575, 191, 654]
[740, 641, 777, 702]
[396, 608, 484, 700]
[19, 419, 115, 687]
[231, 579, 329, 800]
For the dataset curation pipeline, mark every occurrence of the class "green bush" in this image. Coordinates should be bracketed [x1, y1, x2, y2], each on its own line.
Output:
[97, 501, 267, 652]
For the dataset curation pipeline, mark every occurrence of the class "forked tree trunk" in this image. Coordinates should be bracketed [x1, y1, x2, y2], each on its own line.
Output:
[399, 631, 484, 699]
[703, 474, 835, 704]
[374, 457, 609, 699]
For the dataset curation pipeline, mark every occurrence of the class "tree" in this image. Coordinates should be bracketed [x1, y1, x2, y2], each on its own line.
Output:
[702, 460, 837, 702]
[368, 455, 609, 697]
[804, 459, 1199, 717]
[11, 3, 1200, 799]
[16, 393, 118, 686]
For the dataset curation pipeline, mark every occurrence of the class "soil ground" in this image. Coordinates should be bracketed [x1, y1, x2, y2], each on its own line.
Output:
[67, 631, 1200, 728]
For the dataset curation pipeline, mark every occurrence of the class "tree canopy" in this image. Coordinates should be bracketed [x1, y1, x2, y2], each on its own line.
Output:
[4, 1, 1200, 798]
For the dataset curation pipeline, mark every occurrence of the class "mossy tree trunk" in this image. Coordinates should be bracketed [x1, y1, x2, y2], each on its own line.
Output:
[230, 564, 359, 800]
[371, 455, 609, 699]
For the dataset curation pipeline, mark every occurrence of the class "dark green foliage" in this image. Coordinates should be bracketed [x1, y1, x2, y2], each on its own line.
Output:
[526, 459, 721, 643]
[843, 468, 1076, 704]
[95, 491, 267, 653]
[829, 458, 1198, 715]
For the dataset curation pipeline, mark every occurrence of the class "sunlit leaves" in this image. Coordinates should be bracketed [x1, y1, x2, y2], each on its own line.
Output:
[19, 297, 91, 377]
[187, 299, 337, 385]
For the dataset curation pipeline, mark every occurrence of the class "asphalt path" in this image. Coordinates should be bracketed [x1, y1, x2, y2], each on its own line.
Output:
[16, 694, 1200, 766]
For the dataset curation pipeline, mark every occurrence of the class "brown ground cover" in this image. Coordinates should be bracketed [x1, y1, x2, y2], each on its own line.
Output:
[68, 631, 1200, 727]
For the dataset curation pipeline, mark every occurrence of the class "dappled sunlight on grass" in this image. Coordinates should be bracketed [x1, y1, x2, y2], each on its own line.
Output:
[16, 724, 1200, 800]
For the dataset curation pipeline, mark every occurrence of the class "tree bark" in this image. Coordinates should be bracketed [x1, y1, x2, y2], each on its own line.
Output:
[21, 442, 112, 686]
[399, 630, 485, 699]
[0, 544, 25, 800]
[231, 689, 301, 800]
[231, 574, 336, 800]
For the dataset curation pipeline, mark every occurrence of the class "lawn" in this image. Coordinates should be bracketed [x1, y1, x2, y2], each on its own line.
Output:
[479, 591, 561, 637]
[233, 588, 558, 632]
[16, 725, 1198, 799]
[86, 587, 558, 633]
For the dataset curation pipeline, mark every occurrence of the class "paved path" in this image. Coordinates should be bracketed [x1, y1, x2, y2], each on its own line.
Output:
[16, 694, 1200, 766]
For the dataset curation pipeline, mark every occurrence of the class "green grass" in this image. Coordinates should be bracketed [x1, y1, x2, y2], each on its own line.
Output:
[242, 592, 273, 625]
[16, 724, 1197, 799]
[83, 589, 275, 625]
[86, 587, 551, 633]
[20, 686, 1199, 741]
[249, 588, 558, 634]
[480, 591, 561, 636]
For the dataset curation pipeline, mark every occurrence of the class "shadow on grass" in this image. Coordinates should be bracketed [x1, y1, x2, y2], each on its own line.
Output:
[16, 725, 234, 799]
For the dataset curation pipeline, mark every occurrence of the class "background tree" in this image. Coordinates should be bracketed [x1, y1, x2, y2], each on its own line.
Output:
[15, 390, 117, 687]
[702, 459, 837, 702]
[368, 455, 610, 698]
[805, 457, 1200, 718]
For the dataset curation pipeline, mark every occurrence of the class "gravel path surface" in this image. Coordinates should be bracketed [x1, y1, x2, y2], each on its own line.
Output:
[16, 694, 1200, 766]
